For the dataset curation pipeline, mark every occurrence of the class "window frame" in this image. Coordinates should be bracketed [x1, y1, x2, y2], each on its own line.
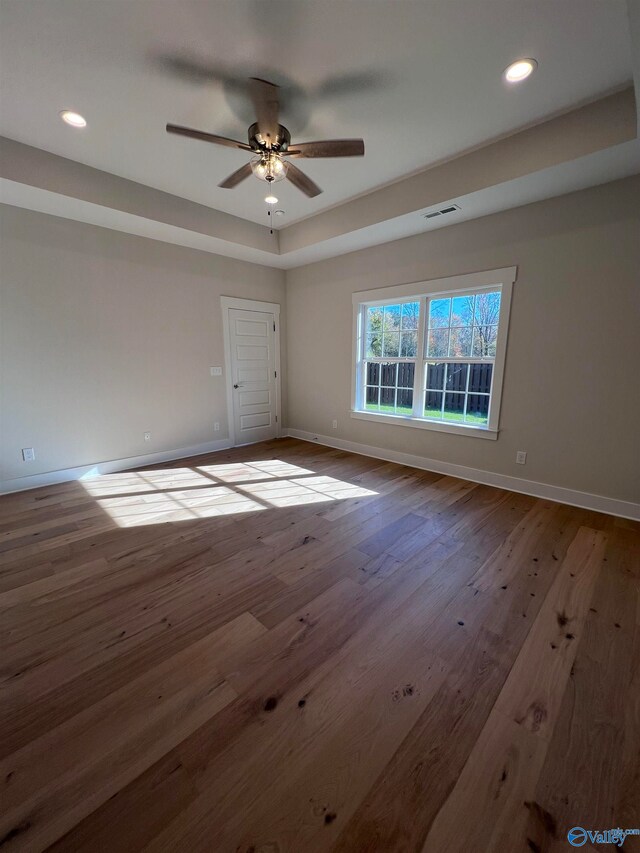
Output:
[351, 267, 516, 439]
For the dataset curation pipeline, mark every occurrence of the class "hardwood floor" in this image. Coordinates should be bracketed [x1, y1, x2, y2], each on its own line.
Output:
[1, 437, 638, 852]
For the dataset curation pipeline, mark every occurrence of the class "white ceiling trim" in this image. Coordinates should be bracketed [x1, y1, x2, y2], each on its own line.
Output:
[0, 179, 287, 268]
[4, 137, 638, 272]
[278, 140, 640, 268]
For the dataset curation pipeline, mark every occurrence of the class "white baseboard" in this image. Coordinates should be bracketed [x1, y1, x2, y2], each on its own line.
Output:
[0, 438, 233, 495]
[5, 430, 638, 521]
[284, 428, 640, 521]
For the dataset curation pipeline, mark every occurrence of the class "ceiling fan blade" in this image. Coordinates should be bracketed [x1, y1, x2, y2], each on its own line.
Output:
[287, 139, 365, 158]
[249, 78, 280, 146]
[285, 162, 322, 198]
[166, 123, 252, 151]
[218, 162, 254, 189]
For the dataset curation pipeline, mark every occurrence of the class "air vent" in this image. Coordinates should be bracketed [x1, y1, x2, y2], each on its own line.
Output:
[423, 204, 461, 220]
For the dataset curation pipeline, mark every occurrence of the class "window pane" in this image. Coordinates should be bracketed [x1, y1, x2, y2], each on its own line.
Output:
[366, 306, 383, 335]
[366, 333, 381, 357]
[474, 291, 501, 326]
[466, 394, 489, 425]
[382, 331, 400, 357]
[397, 361, 415, 388]
[443, 392, 465, 422]
[451, 295, 474, 326]
[472, 324, 498, 358]
[381, 362, 397, 386]
[425, 391, 443, 419]
[448, 327, 472, 357]
[469, 363, 492, 394]
[401, 302, 420, 329]
[426, 362, 446, 390]
[365, 386, 379, 408]
[364, 361, 414, 416]
[383, 304, 402, 331]
[365, 387, 379, 410]
[400, 330, 418, 357]
[429, 298, 450, 328]
[446, 363, 468, 392]
[427, 328, 449, 357]
[366, 362, 380, 385]
[380, 386, 396, 408]
[396, 387, 413, 414]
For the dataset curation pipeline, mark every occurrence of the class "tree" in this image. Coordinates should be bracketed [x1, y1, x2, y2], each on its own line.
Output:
[471, 293, 500, 357]
[366, 303, 419, 358]
[366, 307, 383, 356]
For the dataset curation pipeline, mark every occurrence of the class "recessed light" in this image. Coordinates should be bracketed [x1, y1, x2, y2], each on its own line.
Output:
[264, 195, 278, 204]
[60, 110, 87, 128]
[504, 58, 537, 83]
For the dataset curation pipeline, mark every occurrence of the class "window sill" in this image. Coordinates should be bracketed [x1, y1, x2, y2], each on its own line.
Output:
[350, 409, 499, 439]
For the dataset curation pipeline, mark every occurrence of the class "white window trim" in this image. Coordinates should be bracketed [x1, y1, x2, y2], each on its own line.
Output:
[350, 267, 516, 439]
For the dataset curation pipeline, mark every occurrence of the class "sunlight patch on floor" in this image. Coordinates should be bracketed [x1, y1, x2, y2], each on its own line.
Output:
[97, 486, 266, 527]
[196, 460, 314, 483]
[81, 468, 212, 496]
[80, 460, 378, 527]
[238, 476, 377, 508]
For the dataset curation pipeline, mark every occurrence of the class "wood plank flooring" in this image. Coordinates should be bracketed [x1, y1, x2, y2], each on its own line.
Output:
[1, 437, 638, 852]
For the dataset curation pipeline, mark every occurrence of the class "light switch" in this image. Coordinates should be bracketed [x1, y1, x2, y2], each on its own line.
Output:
[210, 366, 223, 376]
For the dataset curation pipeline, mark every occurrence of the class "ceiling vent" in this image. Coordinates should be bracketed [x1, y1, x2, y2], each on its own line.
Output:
[423, 204, 461, 220]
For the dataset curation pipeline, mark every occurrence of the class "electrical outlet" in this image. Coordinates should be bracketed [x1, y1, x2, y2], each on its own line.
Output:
[144, 432, 151, 442]
[332, 419, 338, 430]
[22, 447, 35, 462]
[516, 450, 527, 465]
[214, 422, 220, 432]
[210, 366, 223, 377]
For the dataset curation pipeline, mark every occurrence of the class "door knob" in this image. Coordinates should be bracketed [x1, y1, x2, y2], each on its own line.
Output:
[233, 384, 239, 389]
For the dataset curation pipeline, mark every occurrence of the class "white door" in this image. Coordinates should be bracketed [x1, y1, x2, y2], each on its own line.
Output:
[228, 308, 278, 445]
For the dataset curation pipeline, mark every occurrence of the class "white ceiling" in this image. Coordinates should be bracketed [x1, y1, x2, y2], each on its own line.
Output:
[0, 0, 634, 227]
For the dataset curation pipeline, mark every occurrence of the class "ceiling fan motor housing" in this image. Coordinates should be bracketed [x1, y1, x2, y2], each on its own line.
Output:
[248, 122, 292, 152]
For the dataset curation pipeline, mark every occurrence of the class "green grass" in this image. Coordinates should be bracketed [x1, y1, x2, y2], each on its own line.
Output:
[424, 407, 488, 425]
[365, 403, 413, 416]
[365, 403, 488, 425]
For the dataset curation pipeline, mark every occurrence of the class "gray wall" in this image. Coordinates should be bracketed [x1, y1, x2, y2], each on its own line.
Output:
[2, 176, 639, 504]
[285, 176, 640, 504]
[0, 205, 286, 483]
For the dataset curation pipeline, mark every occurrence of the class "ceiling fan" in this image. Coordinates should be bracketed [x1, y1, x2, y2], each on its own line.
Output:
[166, 77, 365, 198]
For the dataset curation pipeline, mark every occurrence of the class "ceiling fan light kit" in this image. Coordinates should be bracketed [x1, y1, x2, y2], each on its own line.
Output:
[251, 151, 288, 183]
[166, 77, 365, 198]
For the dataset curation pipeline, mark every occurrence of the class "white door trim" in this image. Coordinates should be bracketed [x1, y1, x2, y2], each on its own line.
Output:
[221, 296, 282, 446]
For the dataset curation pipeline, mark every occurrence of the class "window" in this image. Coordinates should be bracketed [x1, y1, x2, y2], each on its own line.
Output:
[424, 291, 499, 426]
[364, 302, 418, 416]
[352, 268, 515, 438]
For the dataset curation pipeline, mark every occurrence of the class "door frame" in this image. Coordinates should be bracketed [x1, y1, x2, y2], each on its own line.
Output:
[221, 296, 282, 447]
